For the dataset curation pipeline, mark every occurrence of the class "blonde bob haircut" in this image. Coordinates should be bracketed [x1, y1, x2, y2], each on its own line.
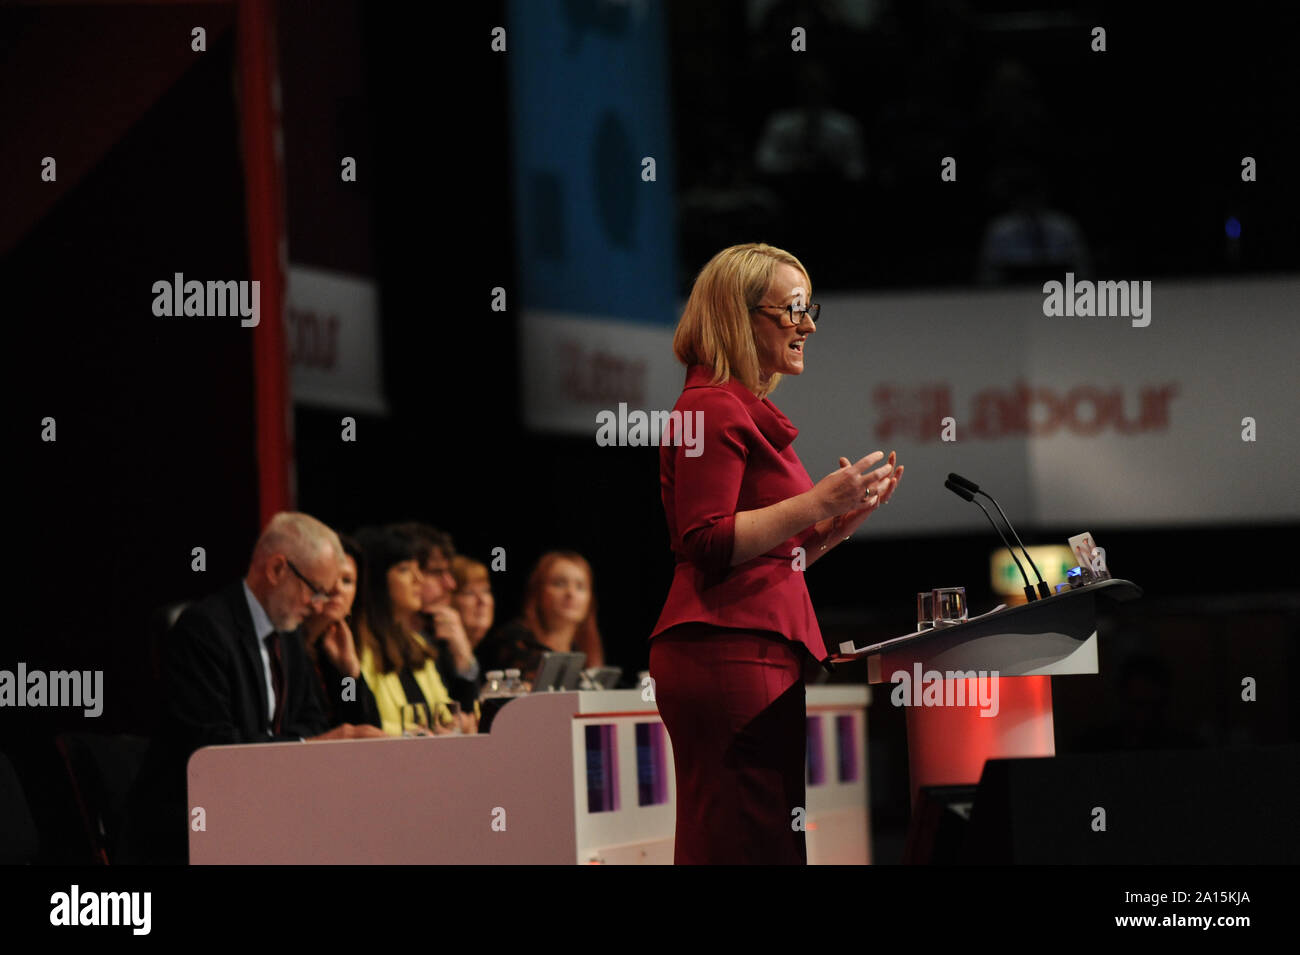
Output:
[672, 242, 811, 399]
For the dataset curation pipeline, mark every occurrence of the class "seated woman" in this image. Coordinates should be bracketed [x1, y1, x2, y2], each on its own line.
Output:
[475, 550, 605, 684]
[301, 533, 381, 729]
[392, 522, 480, 712]
[355, 525, 476, 735]
[450, 555, 495, 651]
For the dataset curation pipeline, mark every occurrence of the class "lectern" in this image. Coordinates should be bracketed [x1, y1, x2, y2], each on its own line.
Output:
[830, 578, 1141, 808]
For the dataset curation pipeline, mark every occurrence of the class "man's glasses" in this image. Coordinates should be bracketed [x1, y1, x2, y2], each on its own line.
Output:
[285, 558, 332, 605]
[751, 303, 820, 326]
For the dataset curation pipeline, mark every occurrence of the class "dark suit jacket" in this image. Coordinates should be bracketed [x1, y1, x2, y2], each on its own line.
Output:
[651, 363, 830, 663]
[123, 580, 330, 863]
[162, 580, 330, 749]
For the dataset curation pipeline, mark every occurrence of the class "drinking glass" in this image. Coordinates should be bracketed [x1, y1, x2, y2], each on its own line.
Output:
[401, 702, 431, 737]
[433, 700, 462, 735]
[931, 587, 968, 627]
[917, 591, 934, 631]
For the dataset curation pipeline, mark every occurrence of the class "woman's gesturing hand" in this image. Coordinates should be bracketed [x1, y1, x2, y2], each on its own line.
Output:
[732, 451, 901, 568]
[813, 450, 897, 520]
[830, 457, 903, 541]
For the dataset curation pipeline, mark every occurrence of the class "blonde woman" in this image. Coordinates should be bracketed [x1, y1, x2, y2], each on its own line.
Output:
[649, 242, 904, 864]
[450, 555, 495, 649]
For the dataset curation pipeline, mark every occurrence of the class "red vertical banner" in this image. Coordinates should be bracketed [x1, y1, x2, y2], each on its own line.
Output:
[237, 0, 294, 525]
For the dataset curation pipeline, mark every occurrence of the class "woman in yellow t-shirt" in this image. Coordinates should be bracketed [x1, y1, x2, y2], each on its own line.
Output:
[355, 525, 462, 736]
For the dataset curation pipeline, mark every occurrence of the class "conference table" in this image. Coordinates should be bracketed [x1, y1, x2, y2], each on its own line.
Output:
[187, 686, 872, 864]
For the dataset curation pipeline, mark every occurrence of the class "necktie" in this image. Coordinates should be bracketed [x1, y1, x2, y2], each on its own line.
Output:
[265, 632, 286, 734]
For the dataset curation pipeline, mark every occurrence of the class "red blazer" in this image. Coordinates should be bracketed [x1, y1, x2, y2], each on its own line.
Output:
[652, 364, 829, 663]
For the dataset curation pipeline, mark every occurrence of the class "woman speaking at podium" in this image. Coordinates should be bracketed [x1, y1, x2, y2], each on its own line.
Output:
[650, 243, 903, 864]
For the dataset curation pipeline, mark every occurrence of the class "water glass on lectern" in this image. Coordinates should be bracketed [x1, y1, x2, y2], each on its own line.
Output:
[931, 587, 968, 627]
[917, 591, 934, 631]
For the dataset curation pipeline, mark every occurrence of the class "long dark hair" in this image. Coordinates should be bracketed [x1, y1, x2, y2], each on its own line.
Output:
[390, 520, 455, 636]
[354, 525, 437, 674]
[390, 521, 455, 566]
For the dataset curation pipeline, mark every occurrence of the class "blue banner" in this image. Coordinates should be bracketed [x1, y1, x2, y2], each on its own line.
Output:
[508, 0, 677, 325]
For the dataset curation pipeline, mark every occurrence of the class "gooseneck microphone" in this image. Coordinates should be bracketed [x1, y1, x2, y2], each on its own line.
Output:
[948, 473, 1053, 600]
[945, 478, 1037, 602]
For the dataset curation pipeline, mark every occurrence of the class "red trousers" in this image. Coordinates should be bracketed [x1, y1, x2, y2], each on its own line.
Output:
[649, 623, 808, 865]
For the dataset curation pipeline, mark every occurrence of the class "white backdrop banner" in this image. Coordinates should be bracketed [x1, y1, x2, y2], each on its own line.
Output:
[521, 275, 1300, 534]
[286, 264, 386, 414]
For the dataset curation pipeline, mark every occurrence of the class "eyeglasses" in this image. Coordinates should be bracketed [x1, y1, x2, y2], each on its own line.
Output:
[285, 558, 332, 605]
[750, 303, 820, 326]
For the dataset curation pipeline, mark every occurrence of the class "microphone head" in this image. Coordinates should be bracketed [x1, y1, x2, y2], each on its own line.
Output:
[944, 479, 975, 502]
[948, 472, 980, 493]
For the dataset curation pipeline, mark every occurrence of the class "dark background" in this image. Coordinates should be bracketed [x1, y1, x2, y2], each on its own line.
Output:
[3, 0, 1297, 864]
